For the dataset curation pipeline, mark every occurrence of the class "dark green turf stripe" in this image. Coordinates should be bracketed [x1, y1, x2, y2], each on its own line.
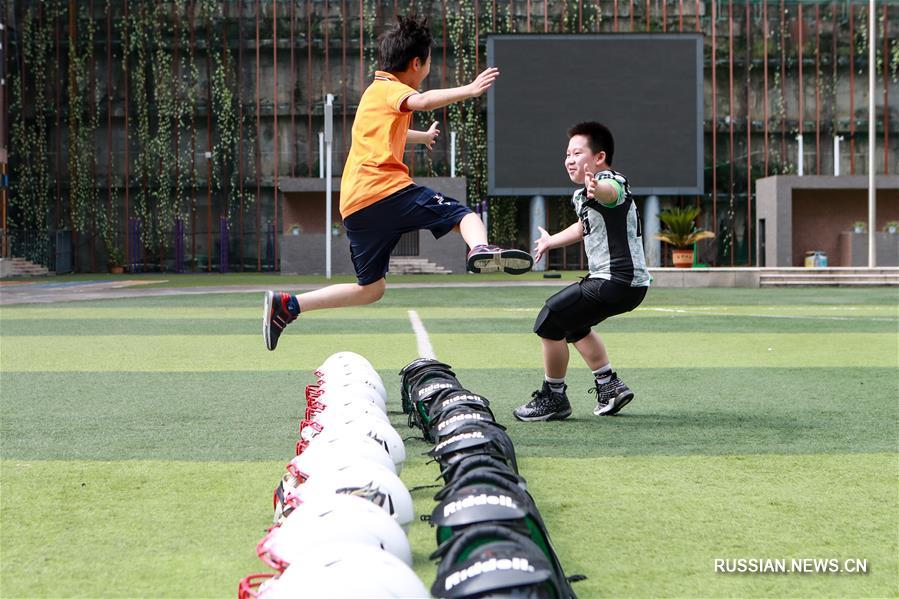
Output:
[1, 313, 892, 336]
[2, 368, 895, 461]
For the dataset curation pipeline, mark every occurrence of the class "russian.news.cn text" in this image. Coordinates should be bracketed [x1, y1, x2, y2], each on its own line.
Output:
[714, 558, 868, 575]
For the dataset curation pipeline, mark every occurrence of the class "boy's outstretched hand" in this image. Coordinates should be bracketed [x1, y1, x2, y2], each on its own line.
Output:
[533, 226, 553, 262]
[423, 121, 440, 150]
[467, 67, 500, 98]
[584, 170, 598, 199]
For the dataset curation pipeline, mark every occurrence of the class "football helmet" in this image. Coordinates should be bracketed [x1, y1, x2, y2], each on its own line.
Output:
[287, 434, 397, 484]
[428, 420, 519, 474]
[256, 544, 429, 598]
[430, 401, 500, 443]
[284, 460, 414, 532]
[399, 358, 456, 415]
[304, 392, 390, 425]
[258, 493, 412, 570]
[287, 429, 396, 484]
[298, 411, 406, 473]
[431, 525, 565, 599]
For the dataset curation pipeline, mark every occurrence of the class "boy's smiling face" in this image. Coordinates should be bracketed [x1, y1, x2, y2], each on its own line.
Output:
[564, 134, 605, 185]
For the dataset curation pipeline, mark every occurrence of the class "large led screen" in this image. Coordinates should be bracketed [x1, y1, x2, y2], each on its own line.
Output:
[487, 34, 704, 196]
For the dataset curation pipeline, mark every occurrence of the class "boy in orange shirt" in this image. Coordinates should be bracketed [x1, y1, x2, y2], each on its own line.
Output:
[264, 15, 532, 351]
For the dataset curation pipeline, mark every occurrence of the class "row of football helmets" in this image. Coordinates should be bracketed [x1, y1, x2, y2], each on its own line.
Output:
[238, 352, 430, 598]
[400, 358, 582, 599]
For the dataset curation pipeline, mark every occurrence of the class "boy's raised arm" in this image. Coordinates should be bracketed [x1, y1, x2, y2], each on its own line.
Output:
[533, 222, 584, 262]
[404, 67, 499, 112]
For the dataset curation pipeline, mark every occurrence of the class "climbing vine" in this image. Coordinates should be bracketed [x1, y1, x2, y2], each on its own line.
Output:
[68, 3, 102, 245]
[9, 4, 55, 263]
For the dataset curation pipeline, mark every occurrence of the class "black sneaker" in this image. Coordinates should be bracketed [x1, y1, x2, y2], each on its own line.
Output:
[466, 244, 534, 275]
[263, 291, 298, 351]
[513, 382, 572, 422]
[590, 373, 634, 416]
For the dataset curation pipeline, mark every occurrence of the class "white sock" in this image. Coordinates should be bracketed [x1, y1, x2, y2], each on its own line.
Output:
[593, 364, 612, 385]
[544, 375, 566, 392]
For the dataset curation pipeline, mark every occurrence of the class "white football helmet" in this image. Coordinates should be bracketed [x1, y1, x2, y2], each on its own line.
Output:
[257, 493, 412, 571]
[317, 351, 377, 375]
[314, 379, 388, 414]
[305, 390, 389, 424]
[315, 353, 387, 402]
[299, 411, 406, 474]
[284, 461, 414, 532]
[256, 544, 429, 599]
[287, 434, 397, 483]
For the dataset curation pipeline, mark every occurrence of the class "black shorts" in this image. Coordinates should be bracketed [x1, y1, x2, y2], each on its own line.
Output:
[343, 185, 473, 285]
[533, 278, 647, 343]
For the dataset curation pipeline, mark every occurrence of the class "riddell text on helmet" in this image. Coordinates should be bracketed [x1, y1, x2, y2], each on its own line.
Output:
[443, 493, 518, 517]
[444, 557, 536, 591]
[417, 382, 457, 399]
[437, 412, 485, 431]
[433, 431, 485, 452]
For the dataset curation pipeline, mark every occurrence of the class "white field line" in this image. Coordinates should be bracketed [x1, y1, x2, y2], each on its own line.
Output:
[639, 307, 896, 322]
[407, 310, 436, 359]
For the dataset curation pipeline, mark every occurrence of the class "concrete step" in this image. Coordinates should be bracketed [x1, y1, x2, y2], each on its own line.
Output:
[388, 257, 452, 275]
[1, 257, 53, 278]
[759, 272, 899, 286]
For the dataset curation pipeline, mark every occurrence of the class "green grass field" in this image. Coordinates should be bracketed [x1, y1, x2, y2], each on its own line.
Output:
[1, 279, 897, 597]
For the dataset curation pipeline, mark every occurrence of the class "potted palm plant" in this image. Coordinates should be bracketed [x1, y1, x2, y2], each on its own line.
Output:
[655, 206, 716, 268]
[107, 245, 124, 274]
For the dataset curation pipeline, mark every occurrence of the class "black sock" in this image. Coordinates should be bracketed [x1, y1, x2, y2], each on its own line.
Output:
[286, 295, 301, 317]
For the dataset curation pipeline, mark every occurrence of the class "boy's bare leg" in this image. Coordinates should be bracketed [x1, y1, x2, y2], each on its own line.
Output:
[572, 331, 609, 371]
[296, 278, 386, 312]
[455, 212, 488, 249]
[263, 278, 385, 350]
[541, 337, 570, 379]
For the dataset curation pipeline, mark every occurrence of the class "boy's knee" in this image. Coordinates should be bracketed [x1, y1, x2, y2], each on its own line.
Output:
[359, 279, 386, 303]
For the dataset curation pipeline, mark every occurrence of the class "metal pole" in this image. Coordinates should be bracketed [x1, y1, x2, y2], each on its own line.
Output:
[796, 134, 804, 176]
[530, 196, 546, 271]
[868, 0, 875, 267]
[325, 94, 334, 279]
[833, 135, 843, 176]
[644, 195, 661, 267]
[319, 132, 325, 178]
[450, 131, 456, 178]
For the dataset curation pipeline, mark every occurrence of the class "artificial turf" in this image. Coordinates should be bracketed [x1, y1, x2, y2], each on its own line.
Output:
[1, 282, 896, 597]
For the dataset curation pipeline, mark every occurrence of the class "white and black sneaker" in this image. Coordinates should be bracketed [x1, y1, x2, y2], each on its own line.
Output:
[590, 373, 634, 416]
[513, 382, 572, 422]
[466, 244, 534, 275]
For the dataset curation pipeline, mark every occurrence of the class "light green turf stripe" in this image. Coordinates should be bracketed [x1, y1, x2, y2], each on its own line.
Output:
[2, 332, 896, 371]
[2, 303, 895, 320]
[1, 306, 423, 320]
[519, 453, 898, 598]
[0, 334, 420, 372]
[1, 454, 895, 598]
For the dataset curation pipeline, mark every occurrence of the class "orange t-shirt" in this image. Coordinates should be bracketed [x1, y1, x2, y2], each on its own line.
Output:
[339, 72, 419, 219]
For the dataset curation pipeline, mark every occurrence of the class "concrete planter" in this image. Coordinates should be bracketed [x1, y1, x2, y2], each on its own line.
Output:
[671, 249, 694, 268]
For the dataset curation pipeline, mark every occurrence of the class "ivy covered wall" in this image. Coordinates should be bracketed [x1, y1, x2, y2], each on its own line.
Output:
[4, 1, 897, 271]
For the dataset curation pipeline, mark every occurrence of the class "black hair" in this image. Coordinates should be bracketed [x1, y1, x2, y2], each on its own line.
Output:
[377, 15, 432, 73]
[568, 121, 615, 166]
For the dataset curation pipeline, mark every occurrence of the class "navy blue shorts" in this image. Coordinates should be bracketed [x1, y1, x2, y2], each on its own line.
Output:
[343, 184, 473, 285]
